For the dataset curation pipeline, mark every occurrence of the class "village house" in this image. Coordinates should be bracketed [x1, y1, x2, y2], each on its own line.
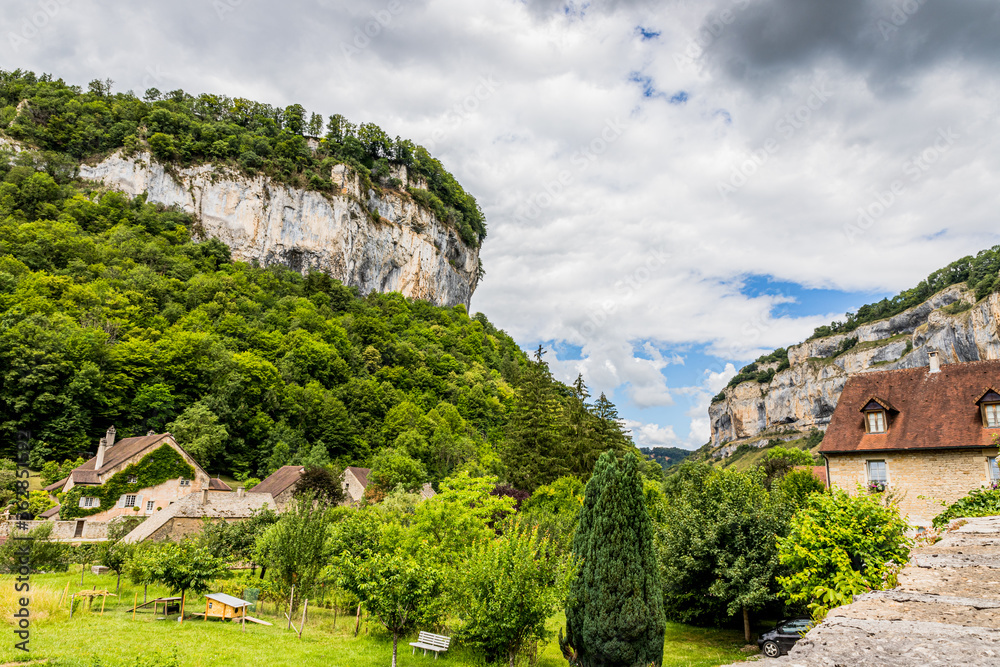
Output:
[39, 427, 229, 539]
[119, 487, 274, 543]
[251, 464, 436, 507]
[820, 353, 1000, 527]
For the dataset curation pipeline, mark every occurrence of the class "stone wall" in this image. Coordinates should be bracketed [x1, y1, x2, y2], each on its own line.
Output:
[9, 520, 109, 541]
[146, 517, 240, 542]
[826, 447, 999, 526]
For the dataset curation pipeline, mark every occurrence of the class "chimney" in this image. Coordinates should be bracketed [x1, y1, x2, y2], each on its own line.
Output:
[201, 489, 209, 505]
[95, 437, 107, 470]
[236, 487, 245, 498]
[105, 425, 116, 448]
[929, 350, 941, 374]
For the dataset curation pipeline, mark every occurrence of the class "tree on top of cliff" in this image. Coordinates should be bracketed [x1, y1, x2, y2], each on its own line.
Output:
[0, 68, 486, 247]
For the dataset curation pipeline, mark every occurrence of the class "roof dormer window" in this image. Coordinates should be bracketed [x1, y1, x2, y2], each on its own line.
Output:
[866, 410, 886, 434]
[974, 389, 1000, 428]
[861, 398, 891, 434]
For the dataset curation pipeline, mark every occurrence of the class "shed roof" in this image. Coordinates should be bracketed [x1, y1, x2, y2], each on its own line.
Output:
[249, 466, 304, 496]
[39, 504, 61, 519]
[821, 360, 1000, 455]
[205, 593, 250, 608]
[44, 477, 68, 493]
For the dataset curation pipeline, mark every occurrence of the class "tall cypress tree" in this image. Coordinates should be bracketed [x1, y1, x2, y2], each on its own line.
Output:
[562, 451, 665, 666]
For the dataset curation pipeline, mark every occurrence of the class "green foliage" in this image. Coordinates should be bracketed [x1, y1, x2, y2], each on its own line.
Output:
[295, 465, 346, 505]
[338, 551, 444, 667]
[28, 489, 56, 517]
[658, 463, 787, 636]
[0, 68, 485, 246]
[517, 475, 584, 555]
[773, 468, 826, 510]
[197, 506, 279, 564]
[776, 489, 910, 619]
[0, 521, 68, 572]
[254, 492, 336, 604]
[563, 452, 665, 667]
[60, 445, 195, 519]
[642, 447, 690, 471]
[129, 540, 229, 598]
[367, 448, 427, 496]
[757, 446, 816, 489]
[721, 348, 791, 393]
[96, 539, 131, 593]
[932, 487, 1000, 528]
[457, 525, 577, 667]
[163, 401, 228, 470]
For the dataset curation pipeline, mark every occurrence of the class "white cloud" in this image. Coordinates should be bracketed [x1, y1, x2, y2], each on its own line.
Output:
[6, 0, 1000, 445]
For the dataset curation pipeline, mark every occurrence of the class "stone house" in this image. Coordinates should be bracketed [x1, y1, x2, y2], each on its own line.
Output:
[820, 353, 1000, 527]
[119, 488, 274, 543]
[248, 465, 304, 510]
[43, 427, 224, 531]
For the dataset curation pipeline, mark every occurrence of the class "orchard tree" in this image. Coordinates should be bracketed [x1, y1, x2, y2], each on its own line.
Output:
[253, 492, 335, 604]
[562, 452, 665, 666]
[458, 526, 576, 667]
[340, 552, 443, 667]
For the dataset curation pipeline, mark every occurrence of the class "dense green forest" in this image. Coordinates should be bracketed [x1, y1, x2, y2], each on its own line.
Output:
[0, 69, 486, 247]
[0, 146, 634, 489]
[641, 446, 690, 470]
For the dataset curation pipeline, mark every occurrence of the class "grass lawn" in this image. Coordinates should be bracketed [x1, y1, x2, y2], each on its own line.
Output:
[1, 568, 751, 667]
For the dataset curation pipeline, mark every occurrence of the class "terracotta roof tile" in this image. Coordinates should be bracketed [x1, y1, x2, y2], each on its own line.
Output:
[44, 477, 68, 493]
[821, 361, 1000, 455]
[346, 466, 370, 488]
[249, 466, 304, 496]
[69, 433, 202, 485]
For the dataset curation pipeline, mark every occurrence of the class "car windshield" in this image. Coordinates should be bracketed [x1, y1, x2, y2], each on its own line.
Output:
[780, 620, 812, 634]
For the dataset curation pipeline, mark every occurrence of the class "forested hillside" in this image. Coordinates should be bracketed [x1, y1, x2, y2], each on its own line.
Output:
[0, 69, 486, 247]
[0, 147, 634, 488]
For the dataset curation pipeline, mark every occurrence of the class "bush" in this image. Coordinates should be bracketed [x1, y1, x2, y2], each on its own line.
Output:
[932, 487, 1000, 528]
[777, 489, 910, 619]
[0, 522, 68, 573]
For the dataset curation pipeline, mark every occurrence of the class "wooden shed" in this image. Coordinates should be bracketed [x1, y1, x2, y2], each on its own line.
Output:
[203, 593, 250, 621]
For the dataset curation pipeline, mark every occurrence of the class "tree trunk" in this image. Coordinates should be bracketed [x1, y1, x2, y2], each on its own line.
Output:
[116, 572, 121, 595]
[743, 606, 751, 644]
[259, 565, 267, 580]
[392, 632, 398, 667]
[354, 603, 362, 637]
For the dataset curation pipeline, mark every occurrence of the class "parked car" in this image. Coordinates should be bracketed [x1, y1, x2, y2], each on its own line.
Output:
[757, 618, 813, 658]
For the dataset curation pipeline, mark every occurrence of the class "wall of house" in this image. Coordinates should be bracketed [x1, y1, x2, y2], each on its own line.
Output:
[146, 517, 240, 542]
[72, 477, 208, 522]
[343, 470, 366, 503]
[826, 447, 1000, 526]
[8, 520, 110, 541]
[272, 488, 297, 512]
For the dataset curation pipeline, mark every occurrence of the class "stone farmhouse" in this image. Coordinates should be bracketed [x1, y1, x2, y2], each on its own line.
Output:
[119, 487, 274, 543]
[820, 353, 1000, 527]
[37, 427, 230, 540]
[251, 464, 436, 507]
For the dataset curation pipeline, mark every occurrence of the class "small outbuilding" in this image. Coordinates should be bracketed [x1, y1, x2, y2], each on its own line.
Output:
[203, 593, 251, 621]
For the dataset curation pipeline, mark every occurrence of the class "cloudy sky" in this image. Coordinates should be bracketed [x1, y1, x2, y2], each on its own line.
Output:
[5, 0, 1000, 449]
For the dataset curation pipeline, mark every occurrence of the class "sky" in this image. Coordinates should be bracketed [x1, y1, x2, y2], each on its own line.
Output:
[4, 0, 1000, 449]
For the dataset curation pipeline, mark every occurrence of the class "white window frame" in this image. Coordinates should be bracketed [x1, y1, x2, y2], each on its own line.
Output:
[146, 500, 155, 511]
[867, 460, 888, 485]
[984, 403, 1000, 428]
[179, 478, 191, 487]
[124, 494, 137, 508]
[128, 475, 138, 484]
[79, 496, 100, 508]
[865, 410, 886, 434]
[988, 457, 1000, 483]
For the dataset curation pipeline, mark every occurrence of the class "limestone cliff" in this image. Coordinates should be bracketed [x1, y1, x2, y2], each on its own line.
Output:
[75, 151, 480, 308]
[710, 284, 1000, 447]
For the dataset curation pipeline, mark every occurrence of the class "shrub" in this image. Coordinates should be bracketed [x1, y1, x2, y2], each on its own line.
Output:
[777, 489, 910, 619]
[932, 487, 1000, 528]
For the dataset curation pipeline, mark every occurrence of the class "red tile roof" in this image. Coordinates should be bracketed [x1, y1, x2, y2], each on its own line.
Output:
[820, 361, 1000, 455]
[346, 466, 371, 488]
[249, 466, 304, 496]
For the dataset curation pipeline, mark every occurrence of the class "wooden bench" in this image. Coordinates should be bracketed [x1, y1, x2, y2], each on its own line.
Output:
[409, 631, 450, 658]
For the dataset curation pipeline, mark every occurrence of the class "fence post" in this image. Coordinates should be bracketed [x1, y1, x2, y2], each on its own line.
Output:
[286, 586, 295, 631]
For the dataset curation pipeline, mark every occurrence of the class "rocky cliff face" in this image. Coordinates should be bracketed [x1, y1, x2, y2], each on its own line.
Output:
[76, 152, 480, 308]
[710, 284, 1000, 446]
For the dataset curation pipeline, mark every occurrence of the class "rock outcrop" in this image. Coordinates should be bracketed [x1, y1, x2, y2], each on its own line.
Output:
[710, 284, 1000, 447]
[77, 152, 480, 308]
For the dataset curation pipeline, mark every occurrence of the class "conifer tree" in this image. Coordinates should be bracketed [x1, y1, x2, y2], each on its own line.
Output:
[503, 346, 568, 491]
[562, 452, 665, 666]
